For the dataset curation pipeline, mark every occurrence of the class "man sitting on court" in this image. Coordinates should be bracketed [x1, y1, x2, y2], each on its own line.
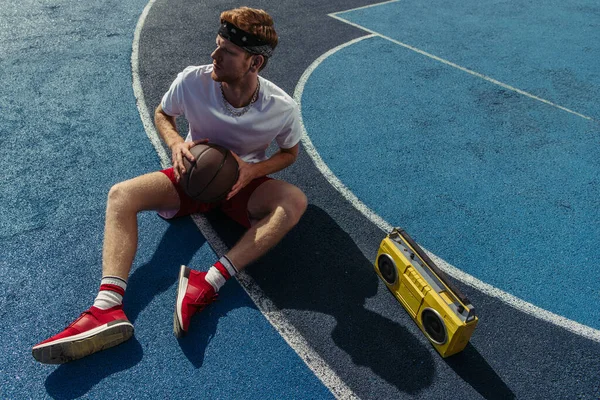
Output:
[32, 6, 307, 364]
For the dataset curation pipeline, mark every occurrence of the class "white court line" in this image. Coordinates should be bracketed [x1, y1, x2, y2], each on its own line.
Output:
[131, 2, 359, 399]
[328, 6, 594, 122]
[132, 0, 169, 168]
[329, 0, 402, 15]
[191, 215, 359, 400]
[293, 31, 600, 344]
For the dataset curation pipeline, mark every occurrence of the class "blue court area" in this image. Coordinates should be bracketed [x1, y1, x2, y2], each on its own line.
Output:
[301, 0, 600, 329]
[0, 0, 331, 398]
[3, 0, 600, 398]
[337, 0, 600, 119]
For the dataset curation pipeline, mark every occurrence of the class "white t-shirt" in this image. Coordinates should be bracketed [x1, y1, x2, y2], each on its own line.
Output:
[161, 65, 302, 163]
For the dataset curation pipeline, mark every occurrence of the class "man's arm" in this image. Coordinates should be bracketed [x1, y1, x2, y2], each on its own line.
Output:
[154, 105, 207, 181]
[154, 104, 184, 149]
[227, 144, 299, 200]
[250, 144, 299, 177]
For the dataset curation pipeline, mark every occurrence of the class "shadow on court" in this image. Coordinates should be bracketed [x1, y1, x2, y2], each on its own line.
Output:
[210, 204, 436, 393]
[44, 337, 144, 400]
[209, 205, 421, 393]
[207, 204, 513, 396]
[176, 283, 250, 368]
[44, 217, 207, 399]
[44, 206, 513, 398]
[125, 217, 207, 324]
[446, 344, 515, 399]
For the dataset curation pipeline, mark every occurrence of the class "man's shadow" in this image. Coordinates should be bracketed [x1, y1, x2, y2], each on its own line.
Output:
[45, 217, 216, 400]
[206, 204, 513, 397]
[174, 274, 253, 368]
[207, 204, 434, 393]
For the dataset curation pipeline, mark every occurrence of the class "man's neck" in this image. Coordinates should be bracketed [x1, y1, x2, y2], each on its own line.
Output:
[221, 75, 259, 108]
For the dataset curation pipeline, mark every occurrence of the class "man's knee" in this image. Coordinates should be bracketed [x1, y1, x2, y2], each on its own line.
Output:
[107, 181, 133, 212]
[107, 172, 180, 214]
[249, 181, 307, 224]
[282, 188, 307, 225]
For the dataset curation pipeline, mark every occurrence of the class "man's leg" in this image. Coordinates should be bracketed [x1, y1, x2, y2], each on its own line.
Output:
[33, 172, 181, 364]
[227, 179, 308, 271]
[93, 172, 182, 309]
[101, 172, 180, 280]
[174, 179, 307, 336]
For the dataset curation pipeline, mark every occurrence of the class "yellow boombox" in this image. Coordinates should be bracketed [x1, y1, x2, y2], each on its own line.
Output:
[375, 228, 478, 357]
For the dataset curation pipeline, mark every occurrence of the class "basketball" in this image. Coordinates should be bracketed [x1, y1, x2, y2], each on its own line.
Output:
[179, 143, 239, 203]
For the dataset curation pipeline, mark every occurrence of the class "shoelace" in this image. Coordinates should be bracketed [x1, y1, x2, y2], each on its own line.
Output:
[66, 310, 92, 328]
[193, 293, 218, 311]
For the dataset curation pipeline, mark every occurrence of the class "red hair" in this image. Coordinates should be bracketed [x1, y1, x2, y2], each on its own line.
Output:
[220, 7, 278, 51]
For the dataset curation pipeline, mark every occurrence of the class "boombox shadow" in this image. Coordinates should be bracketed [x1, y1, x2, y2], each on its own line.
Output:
[207, 204, 434, 394]
[446, 343, 516, 399]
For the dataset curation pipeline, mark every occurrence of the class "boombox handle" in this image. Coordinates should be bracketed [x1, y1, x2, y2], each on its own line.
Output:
[395, 228, 475, 318]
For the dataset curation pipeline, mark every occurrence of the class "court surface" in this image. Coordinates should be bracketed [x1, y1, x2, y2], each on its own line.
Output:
[1, 0, 600, 398]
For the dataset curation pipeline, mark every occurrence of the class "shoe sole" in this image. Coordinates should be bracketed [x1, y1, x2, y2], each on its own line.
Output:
[32, 320, 134, 364]
[173, 265, 189, 338]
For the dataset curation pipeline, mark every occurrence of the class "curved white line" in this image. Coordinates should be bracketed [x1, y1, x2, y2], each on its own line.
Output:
[294, 34, 600, 344]
[132, 0, 170, 169]
[131, 3, 358, 399]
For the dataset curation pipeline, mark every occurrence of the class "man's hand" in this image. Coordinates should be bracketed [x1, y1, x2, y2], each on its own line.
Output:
[226, 152, 258, 200]
[224, 145, 300, 200]
[171, 139, 209, 182]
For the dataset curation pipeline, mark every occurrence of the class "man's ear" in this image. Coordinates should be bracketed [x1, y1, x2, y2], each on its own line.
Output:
[250, 55, 264, 72]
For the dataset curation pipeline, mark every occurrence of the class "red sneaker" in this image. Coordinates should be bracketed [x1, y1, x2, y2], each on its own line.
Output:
[32, 305, 134, 364]
[173, 265, 217, 338]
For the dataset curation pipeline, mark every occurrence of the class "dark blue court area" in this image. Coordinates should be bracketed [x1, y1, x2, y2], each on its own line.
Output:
[2, 0, 600, 399]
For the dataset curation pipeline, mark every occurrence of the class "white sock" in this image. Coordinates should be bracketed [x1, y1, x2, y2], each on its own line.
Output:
[204, 256, 237, 292]
[93, 276, 127, 309]
[205, 267, 226, 292]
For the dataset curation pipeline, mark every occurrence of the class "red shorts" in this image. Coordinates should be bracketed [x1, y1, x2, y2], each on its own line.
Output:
[159, 167, 272, 229]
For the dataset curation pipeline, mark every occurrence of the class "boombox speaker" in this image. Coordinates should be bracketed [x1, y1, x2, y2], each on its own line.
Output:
[375, 228, 478, 357]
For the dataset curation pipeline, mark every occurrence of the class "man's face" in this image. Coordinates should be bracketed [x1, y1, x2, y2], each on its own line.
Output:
[211, 35, 253, 83]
